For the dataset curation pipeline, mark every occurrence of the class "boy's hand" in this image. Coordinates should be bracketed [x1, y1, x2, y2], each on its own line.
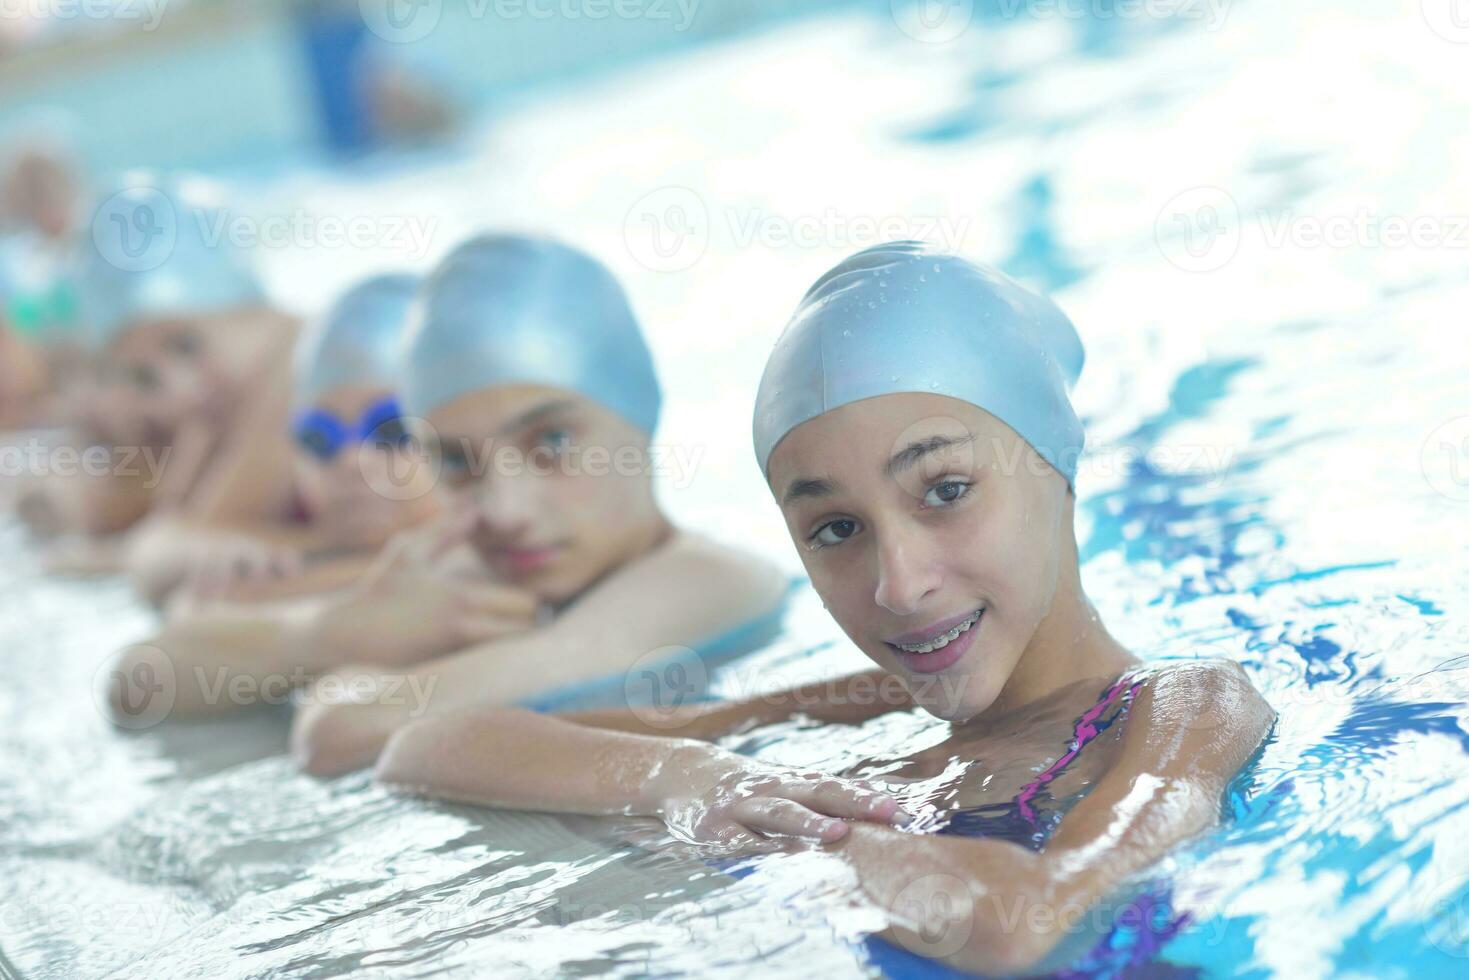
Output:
[302, 511, 541, 669]
[649, 744, 914, 851]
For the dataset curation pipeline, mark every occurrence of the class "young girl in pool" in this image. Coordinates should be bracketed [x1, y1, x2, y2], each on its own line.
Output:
[155, 272, 441, 605]
[15, 173, 299, 550]
[373, 242, 1275, 975]
[106, 235, 790, 776]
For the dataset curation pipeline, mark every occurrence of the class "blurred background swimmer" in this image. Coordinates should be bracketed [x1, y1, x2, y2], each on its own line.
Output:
[19, 173, 300, 575]
[105, 234, 790, 777]
[151, 272, 442, 606]
[0, 137, 87, 431]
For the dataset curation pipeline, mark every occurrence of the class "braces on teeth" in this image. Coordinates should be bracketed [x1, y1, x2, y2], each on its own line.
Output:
[895, 610, 982, 655]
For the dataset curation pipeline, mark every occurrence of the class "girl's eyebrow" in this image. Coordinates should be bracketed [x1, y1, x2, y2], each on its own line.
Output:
[885, 434, 976, 477]
[782, 477, 835, 506]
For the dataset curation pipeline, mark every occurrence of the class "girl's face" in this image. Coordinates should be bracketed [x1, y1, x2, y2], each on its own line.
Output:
[103, 315, 226, 439]
[426, 383, 665, 605]
[767, 392, 1071, 722]
[292, 384, 439, 543]
[101, 308, 274, 439]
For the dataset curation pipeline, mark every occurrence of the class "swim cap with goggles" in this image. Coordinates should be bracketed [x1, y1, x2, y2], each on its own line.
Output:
[752, 240, 1085, 487]
[403, 234, 661, 435]
[290, 273, 419, 461]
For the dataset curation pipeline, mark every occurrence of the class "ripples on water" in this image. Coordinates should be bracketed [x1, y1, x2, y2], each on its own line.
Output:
[3, 1, 1468, 976]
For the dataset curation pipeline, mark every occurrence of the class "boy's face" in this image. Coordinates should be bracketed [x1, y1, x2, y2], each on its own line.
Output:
[426, 383, 662, 605]
[292, 383, 439, 543]
[768, 392, 1071, 722]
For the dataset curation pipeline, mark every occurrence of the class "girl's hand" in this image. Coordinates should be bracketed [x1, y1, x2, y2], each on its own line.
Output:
[182, 533, 305, 599]
[650, 744, 914, 851]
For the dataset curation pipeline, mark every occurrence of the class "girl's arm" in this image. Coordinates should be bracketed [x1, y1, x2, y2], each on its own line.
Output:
[820, 660, 1275, 976]
[376, 706, 912, 846]
[290, 531, 791, 774]
[560, 667, 914, 740]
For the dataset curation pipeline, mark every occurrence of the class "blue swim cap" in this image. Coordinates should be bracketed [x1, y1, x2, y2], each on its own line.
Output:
[295, 273, 418, 404]
[404, 234, 661, 434]
[72, 172, 264, 348]
[752, 241, 1085, 487]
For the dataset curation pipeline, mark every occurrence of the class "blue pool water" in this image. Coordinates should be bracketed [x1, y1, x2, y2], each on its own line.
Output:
[3, 1, 1469, 976]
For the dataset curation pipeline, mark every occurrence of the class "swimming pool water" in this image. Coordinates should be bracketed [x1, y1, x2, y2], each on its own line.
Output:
[3, 1, 1469, 976]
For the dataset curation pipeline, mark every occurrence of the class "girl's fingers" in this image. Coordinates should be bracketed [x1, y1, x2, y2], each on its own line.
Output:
[730, 797, 848, 842]
[788, 777, 913, 826]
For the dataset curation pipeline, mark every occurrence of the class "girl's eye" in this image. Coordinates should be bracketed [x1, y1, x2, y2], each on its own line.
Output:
[163, 332, 200, 358]
[536, 427, 574, 453]
[809, 517, 861, 549]
[131, 365, 160, 392]
[922, 480, 971, 507]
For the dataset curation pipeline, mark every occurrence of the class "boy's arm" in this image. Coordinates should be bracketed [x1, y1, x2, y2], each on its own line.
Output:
[825, 660, 1275, 976]
[290, 532, 791, 773]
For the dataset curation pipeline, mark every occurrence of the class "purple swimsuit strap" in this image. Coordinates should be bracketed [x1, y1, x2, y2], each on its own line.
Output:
[1014, 672, 1146, 825]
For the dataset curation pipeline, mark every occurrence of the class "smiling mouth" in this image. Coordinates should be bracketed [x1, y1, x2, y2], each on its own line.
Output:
[887, 608, 984, 655]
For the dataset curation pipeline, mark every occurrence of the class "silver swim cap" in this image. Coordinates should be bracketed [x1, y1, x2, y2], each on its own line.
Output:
[404, 234, 661, 434]
[753, 241, 1085, 486]
[73, 172, 263, 348]
[294, 273, 418, 404]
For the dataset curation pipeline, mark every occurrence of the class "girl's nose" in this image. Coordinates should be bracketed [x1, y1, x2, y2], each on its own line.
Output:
[873, 532, 942, 618]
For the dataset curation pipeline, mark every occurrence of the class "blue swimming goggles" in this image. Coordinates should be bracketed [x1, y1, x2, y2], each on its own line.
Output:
[292, 395, 410, 461]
